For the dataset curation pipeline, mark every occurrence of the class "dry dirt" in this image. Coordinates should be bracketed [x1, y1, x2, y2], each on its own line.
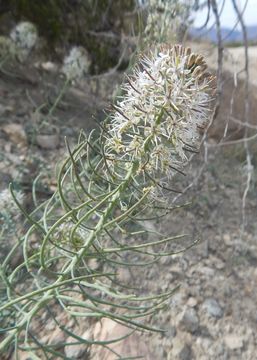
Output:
[1, 43, 257, 359]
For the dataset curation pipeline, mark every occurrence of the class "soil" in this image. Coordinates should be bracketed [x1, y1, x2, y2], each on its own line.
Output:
[1, 44, 257, 360]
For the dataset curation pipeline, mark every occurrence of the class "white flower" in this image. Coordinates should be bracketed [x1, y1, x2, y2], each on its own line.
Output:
[105, 45, 215, 179]
[62, 46, 91, 81]
[10, 22, 38, 60]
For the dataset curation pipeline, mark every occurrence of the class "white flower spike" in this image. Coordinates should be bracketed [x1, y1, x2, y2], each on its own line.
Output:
[10, 22, 38, 61]
[62, 46, 91, 82]
[105, 45, 215, 179]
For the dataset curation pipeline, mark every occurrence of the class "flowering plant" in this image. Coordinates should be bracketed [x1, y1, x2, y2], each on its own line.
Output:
[0, 45, 215, 359]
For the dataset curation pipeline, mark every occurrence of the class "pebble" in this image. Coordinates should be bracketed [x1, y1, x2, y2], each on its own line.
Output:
[187, 297, 198, 307]
[224, 334, 244, 350]
[223, 233, 233, 246]
[3, 123, 27, 147]
[41, 61, 57, 72]
[36, 133, 59, 149]
[177, 308, 200, 333]
[194, 266, 215, 277]
[202, 298, 223, 318]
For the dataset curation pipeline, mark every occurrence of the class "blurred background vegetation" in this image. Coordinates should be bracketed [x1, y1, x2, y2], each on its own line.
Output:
[0, 0, 137, 72]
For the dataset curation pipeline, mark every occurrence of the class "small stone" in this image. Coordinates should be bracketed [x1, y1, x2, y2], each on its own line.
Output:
[41, 61, 57, 72]
[197, 337, 212, 350]
[88, 258, 99, 271]
[3, 123, 27, 147]
[187, 297, 198, 307]
[212, 257, 226, 270]
[197, 266, 215, 277]
[169, 338, 192, 360]
[36, 133, 59, 149]
[177, 308, 199, 333]
[224, 334, 244, 350]
[223, 233, 232, 246]
[92, 318, 150, 359]
[202, 298, 223, 318]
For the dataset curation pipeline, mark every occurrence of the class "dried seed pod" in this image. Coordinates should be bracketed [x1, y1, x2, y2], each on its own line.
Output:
[187, 53, 196, 68]
[195, 55, 205, 65]
[185, 47, 191, 56]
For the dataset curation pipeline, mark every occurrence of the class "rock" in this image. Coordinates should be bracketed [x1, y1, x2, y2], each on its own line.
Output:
[196, 266, 215, 277]
[187, 297, 198, 307]
[212, 257, 226, 270]
[202, 298, 223, 318]
[224, 334, 244, 350]
[223, 233, 233, 246]
[88, 258, 99, 271]
[168, 338, 192, 360]
[92, 318, 151, 359]
[197, 337, 212, 351]
[177, 308, 200, 333]
[64, 329, 91, 359]
[171, 290, 188, 308]
[36, 133, 59, 149]
[41, 61, 57, 72]
[3, 123, 27, 147]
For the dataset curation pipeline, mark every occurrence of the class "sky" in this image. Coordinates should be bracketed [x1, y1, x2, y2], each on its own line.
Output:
[194, 0, 257, 29]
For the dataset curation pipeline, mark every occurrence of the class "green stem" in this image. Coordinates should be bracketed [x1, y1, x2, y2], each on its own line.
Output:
[0, 164, 136, 353]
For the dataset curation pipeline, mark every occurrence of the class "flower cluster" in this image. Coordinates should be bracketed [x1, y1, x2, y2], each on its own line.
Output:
[62, 46, 91, 82]
[105, 45, 215, 179]
[10, 21, 38, 61]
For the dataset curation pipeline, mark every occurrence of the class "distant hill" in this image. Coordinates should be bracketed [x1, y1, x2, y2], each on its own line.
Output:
[190, 25, 257, 43]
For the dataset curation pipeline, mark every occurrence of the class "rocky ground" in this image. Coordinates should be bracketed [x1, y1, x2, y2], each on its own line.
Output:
[1, 44, 257, 360]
